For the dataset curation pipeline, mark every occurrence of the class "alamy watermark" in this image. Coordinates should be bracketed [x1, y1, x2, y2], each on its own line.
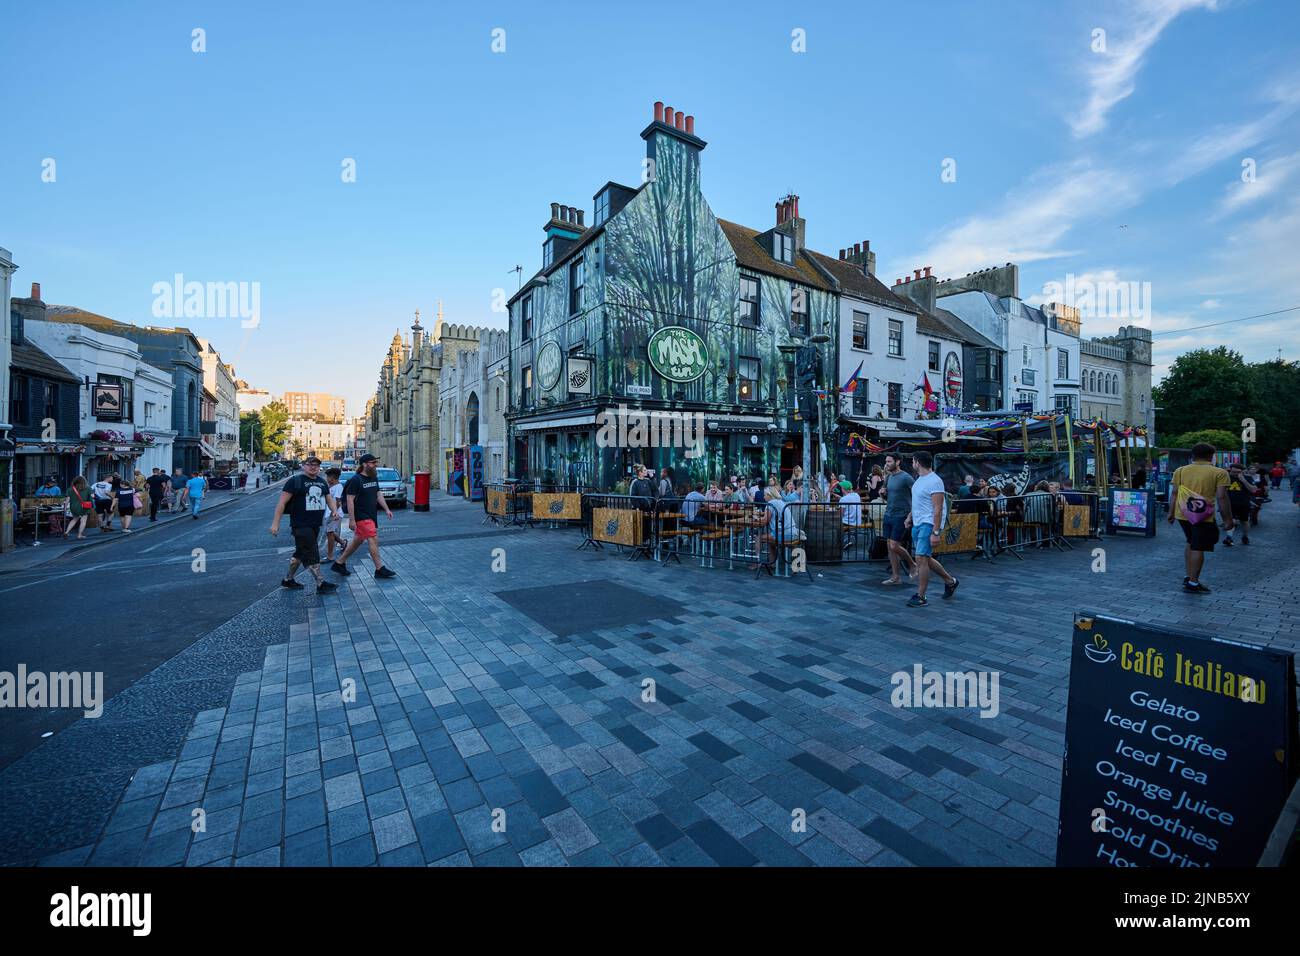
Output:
[891, 663, 1000, 719]
[152, 273, 261, 328]
[595, 404, 704, 456]
[1040, 273, 1152, 323]
[1, 665, 103, 718]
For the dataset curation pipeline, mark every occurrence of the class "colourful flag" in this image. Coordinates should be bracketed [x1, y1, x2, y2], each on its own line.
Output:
[840, 360, 864, 394]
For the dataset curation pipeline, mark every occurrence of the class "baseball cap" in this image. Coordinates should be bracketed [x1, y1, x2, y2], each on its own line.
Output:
[304, 456, 322, 465]
[359, 454, 380, 464]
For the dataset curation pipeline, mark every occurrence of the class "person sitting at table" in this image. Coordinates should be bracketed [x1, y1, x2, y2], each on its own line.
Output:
[956, 474, 975, 498]
[757, 491, 804, 568]
[766, 475, 781, 501]
[839, 486, 862, 527]
[749, 475, 766, 504]
[683, 484, 708, 526]
[35, 476, 65, 536]
[1060, 477, 1085, 505]
[706, 480, 723, 501]
[782, 479, 799, 503]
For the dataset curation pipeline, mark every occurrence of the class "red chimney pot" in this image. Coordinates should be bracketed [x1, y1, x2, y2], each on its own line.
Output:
[923, 266, 932, 278]
[31, 282, 41, 300]
[913, 268, 922, 281]
[675, 111, 685, 131]
[664, 106, 675, 127]
[684, 115, 694, 135]
[654, 101, 664, 123]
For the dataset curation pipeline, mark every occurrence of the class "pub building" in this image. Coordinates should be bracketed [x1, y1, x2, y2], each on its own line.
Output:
[8, 285, 82, 497]
[504, 101, 838, 491]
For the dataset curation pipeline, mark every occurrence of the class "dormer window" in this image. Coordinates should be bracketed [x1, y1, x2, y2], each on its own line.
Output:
[594, 191, 610, 226]
[774, 232, 795, 264]
[543, 242, 554, 270]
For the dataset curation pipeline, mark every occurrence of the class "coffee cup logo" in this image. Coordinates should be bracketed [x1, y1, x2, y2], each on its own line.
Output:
[1083, 634, 1116, 664]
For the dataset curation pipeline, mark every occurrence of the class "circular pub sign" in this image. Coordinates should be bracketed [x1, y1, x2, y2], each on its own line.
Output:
[647, 325, 708, 384]
[536, 341, 563, 391]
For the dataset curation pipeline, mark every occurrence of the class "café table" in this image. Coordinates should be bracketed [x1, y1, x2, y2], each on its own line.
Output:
[724, 514, 767, 571]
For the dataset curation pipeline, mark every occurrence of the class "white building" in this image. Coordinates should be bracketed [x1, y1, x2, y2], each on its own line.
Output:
[25, 317, 177, 481]
[236, 385, 273, 415]
[438, 327, 508, 491]
[287, 417, 353, 460]
[0, 247, 15, 501]
[198, 340, 240, 463]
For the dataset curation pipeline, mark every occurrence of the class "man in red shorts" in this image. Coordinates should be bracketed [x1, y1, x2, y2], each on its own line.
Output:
[331, 454, 396, 578]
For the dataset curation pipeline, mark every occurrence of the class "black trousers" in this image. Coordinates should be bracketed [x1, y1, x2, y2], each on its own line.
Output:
[149, 494, 163, 520]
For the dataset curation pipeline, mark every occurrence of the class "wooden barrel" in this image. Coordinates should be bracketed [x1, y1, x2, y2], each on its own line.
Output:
[804, 507, 841, 563]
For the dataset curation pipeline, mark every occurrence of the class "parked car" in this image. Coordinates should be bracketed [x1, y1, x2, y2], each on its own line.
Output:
[376, 467, 407, 507]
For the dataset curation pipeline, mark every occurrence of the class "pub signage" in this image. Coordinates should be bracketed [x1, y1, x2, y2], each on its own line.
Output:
[92, 383, 124, 422]
[1056, 613, 1296, 867]
[536, 341, 562, 392]
[647, 325, 707, 383]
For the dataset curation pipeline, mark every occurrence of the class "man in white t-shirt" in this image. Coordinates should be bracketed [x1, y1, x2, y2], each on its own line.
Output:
[903, 451, 958, 607]
[839, 488, 862, 527]
[323, 466, 349, 563]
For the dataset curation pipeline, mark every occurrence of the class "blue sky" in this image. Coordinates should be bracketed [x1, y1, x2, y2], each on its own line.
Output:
[4, 0, 1298, 417]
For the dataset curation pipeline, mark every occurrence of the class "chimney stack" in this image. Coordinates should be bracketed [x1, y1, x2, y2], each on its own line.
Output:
[913, 268, 922, 281]
[551, 202, 560, 221]
[576, 209, 584, 226]
[31, 282, 41, 301]
[685, 115, 694, 135]
[923, 266, 931, 278]
[839, 249, 846, 260]
[654, 101, 664, 123]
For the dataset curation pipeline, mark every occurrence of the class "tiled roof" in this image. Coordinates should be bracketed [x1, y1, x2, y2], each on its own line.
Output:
[804, 250, 920, 314]
[717, 220, 834, 291]
[11, 340, 78, 382]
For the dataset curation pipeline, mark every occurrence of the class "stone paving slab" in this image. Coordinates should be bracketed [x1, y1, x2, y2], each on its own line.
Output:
[5, 501, 1298, 866]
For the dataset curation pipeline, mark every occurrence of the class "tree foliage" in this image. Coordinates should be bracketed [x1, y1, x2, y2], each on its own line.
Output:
[1166, 429, 1239, 451]
[1154, 349, 1299, 460]
[258, 401, 290, 457]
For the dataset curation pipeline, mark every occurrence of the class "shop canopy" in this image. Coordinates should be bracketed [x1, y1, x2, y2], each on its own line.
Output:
[840, 412, 1149, 455]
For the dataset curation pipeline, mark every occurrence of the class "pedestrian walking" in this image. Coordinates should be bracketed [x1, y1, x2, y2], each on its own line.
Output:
[92, 474, 115, 531]
[65, 476, 92, 539]
[184, 471, 208, 518]
[1222, 465, 1256, 546]
[879, 453, 917, 586]
[903, 451, 959, 607]
[170, 467, 186, 513]
[145, 467, 169, 521]
[1269, 461, 1284, 489]
[1166, 442, 1232, 593]
[271, 456, 338, 593]
[331, 454, 396, 578]
[323, 466, 349, 564]
[113, 475, 138, 533]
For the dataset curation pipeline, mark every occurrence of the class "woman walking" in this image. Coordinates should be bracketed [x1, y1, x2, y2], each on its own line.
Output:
[113, 475, 139, 533]
[66, 476, 92, 539]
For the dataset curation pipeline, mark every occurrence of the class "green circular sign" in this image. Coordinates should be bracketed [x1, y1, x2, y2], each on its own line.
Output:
[647, 326, 708, 383]
[536, 341, 562, 391]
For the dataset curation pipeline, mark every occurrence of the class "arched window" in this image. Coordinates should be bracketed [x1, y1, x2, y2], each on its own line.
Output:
[188, 381, 197, 433]
[466, 392, 480, 445]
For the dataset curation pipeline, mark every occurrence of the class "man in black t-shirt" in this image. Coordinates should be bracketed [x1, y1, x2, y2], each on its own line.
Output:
[145, 468, 170, 522]
[331, 454, 396, 578]
[270, 456, 339, 592]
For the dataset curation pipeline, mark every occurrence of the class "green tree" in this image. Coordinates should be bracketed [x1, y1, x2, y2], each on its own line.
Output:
[1244, 359, 1300, 461]
[1153, 347, 1254, 440]
[258, 401, 289, 457]
[1166, 429, 1239, 451]
[239, 412, 262, 459]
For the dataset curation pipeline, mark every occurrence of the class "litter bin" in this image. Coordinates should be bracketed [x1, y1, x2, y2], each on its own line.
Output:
[803, 506, 842, 563]
[413, 470, 430, 512]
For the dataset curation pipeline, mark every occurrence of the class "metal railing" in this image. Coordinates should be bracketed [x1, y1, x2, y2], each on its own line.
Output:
[483, 481, 534, 526]
[580, 493, 655, 559]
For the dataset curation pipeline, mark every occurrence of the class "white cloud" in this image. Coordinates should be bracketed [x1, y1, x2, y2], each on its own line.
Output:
[1200, 299, 1219, 308]
[1215, 150, 1300, 217]
[1070, 0, 1219, 138]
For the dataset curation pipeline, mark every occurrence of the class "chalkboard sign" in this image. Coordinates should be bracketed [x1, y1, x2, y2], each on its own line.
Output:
[1057, 613, 1296, 867]
[1106, 487, 1155, 537]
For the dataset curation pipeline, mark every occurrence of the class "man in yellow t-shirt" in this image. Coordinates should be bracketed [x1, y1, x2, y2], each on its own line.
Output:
[1165, 442, 1233, 593]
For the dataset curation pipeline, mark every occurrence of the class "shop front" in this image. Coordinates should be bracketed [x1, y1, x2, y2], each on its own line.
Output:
[85, 439, 150, 485]
[12, 439, 85, 498]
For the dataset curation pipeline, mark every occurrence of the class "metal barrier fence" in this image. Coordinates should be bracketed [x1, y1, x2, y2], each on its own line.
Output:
[952, 491, 1101, 559]
[483, 482, 533, 526]
[530, 484, 592, 528]
[580, 494, 655, 559]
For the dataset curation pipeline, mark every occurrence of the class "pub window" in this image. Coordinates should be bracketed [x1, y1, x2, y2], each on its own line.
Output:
[790, 287, 808, 336]
[928, 341, 940, 372]
[853, 381, 870, 416]
[852, 311, 869, 350]
[523, 365, 533, 394]
[739, 275, 760, 326]
[521, 296, 533, 342]
[569, 257, 585, 315]
[738, 356, 760, 403]
[888, 319, 903, 357]
[775, 232, 794, 264]
[888, 382, 901, 418]
[44, 382, 58, 422]
[1057, 349, 1069, 379]
[10, 375, 27, 426]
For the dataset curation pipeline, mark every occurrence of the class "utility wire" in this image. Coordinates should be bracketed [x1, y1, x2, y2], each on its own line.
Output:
[1150, 306, 1300, 337]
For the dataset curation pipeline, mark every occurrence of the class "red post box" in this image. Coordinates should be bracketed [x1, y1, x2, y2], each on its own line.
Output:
[413, 470, 431, 512]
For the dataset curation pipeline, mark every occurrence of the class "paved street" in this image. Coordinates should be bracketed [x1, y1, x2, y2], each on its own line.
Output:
[0, 492, 1296, 866]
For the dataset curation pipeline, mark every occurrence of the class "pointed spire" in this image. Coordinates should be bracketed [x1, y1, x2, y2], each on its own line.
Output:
[434, 300, 444, 342]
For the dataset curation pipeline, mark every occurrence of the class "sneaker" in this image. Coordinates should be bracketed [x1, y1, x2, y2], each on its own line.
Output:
[1191, 582, 1211, 594]
[943, 577, 960, 600]
[330, 562, 351, 576]
[907, 594, 928, 607]
[1182, 580, 1211, 594]
[317, 581, 338, 593]
[123, 529, 132, 534]
[1241, 536, 1250, 546]
[374, 566, 397, 579]
[1222, 537, 1233, 547]
[280, 578, 304, 590]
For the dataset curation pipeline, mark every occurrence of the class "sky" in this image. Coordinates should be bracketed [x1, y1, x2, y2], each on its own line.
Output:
[3, 0, 1298, 418]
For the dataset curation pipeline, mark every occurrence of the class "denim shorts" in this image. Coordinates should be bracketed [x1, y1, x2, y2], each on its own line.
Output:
[911, 522, 935, 556]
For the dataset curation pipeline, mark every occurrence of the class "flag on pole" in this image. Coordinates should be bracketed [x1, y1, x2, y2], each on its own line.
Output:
[840, 360, 864, 394]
